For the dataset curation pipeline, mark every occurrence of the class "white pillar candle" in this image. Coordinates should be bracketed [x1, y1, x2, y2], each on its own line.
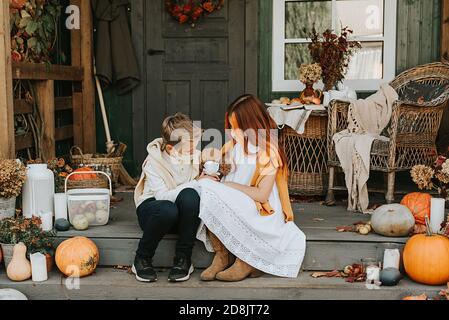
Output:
[366, 266, 381, 282]
[383, 249, 401, 270]
[430, 198, 445, 233]
[30, 253, 48, 282]
[40, 211, 53, 232]
[54, 193, 68, 221]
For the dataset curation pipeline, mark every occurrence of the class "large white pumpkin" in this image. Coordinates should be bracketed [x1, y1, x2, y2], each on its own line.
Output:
[0, 289, 28, 300]
[371, 204, 415, 237]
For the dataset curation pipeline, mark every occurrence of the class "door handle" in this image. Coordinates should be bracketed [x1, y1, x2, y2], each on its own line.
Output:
[148, 49, 166, 56]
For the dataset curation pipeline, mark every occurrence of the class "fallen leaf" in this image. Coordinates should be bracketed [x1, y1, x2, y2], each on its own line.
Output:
[403, 294, 428, 301]
[313, 218, 325, 222]
[336, 226, 353, 232]
[311, 270, 342, 279]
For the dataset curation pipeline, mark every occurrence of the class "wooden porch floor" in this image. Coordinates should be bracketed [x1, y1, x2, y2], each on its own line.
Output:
[2, 193, 447, 300]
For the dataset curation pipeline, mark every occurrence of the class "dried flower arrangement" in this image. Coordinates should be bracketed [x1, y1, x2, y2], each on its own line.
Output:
[411, 155, 449, 199]
[298, 63, 322, 85]
[0, 159, 27, 199]
[306, 26, 361, 91]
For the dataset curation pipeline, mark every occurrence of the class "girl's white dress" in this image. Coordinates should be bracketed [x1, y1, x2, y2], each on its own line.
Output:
[197, 142, 306, 278]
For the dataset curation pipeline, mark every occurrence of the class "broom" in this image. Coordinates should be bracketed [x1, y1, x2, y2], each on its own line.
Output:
[94, 64, 137, 187]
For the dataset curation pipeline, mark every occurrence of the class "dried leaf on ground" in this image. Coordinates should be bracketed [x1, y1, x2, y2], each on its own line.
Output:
[313, 218, 325, 222]
[336, 226, 354, 232]
[311, 270, 343, 279]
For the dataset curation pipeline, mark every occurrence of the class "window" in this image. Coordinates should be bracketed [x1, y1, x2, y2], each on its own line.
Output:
[272, 0, 397, 92]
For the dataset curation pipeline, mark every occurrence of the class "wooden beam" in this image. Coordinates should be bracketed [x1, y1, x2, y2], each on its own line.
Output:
[15, 133, 34, 151]
[443, 0, 449, 62]
[12, 62, 83, 81]
[55, 125, 74, 142]
[14, 99, 33, 115]
[55, 97, 73, 111]
[35, 80, 55, 161]
[80, 0, 96, 153]
[0, 1, 15, 159]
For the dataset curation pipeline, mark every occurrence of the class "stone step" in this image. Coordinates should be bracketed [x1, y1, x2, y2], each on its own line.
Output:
[0, 268, 443, 300]
[54, 236, 405, 272]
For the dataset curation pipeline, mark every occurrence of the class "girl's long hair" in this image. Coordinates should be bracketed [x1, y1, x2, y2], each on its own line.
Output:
[225, 94, 289, 176]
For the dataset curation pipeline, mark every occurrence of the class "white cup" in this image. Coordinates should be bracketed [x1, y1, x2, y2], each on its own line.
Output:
[204, 161, 220, 176]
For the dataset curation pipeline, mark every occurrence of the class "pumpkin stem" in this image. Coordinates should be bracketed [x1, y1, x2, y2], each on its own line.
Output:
[425, 216, 434, 236]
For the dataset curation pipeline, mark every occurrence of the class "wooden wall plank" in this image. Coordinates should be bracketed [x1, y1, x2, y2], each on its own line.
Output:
[0, 1, 15, 159]
[245, 0, 259, 95]
[55, 125, 74, 141]
[35, 80, 55, 161]
[55, 97, 73, 111]
[71, 0, 84, 150]
[80, 0, 96, 153]
[443, 0, 449, 62]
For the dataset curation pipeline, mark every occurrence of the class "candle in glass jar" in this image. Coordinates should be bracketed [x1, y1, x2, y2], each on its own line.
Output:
[54, 193, 68, 221]
[40, 211, 53, 232]
[430, 198, 445, 233]
[30, 253, 48, 282]
[366, 266, 381, 282]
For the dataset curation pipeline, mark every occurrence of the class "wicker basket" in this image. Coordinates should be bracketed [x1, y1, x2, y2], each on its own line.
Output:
[281, 113, 329, 196]
[70, 146, 122, 183]
[66, 175, 109, 190]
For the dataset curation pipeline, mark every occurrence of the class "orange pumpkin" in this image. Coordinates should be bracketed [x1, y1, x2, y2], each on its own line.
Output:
[403, 294, 428, 300]
[403, 225, 449, 286]
[401, 193, 432, 225]
[69, 167, 97, 181]
[55, 237, 99, 278]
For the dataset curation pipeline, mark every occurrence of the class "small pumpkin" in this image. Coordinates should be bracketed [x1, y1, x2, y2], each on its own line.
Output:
[401, 193, 431, 225]
[55, 237, 99, 278]
[403, 218, 449, 285]
[403, 294, 427, 301]
[371, 204, 415, 237]
[69, 167, 97, 181]
[0, 289, 28, 300]
[55, 219, 71, 232]
[72, 215, 89, 231]
[6, 243, 32, 282]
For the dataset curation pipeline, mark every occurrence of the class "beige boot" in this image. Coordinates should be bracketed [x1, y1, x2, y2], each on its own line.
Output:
[200, 231, 234, 281]
[216, 258, 264, 282]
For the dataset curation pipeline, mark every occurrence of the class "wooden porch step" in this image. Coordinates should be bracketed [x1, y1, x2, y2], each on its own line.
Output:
[0, 268, 443, 300]
[54, 194, 408, 272]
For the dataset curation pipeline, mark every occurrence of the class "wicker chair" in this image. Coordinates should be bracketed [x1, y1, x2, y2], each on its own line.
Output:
[326, 62, 449, 204]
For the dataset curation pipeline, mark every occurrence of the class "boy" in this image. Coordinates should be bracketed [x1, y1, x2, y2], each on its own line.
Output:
[133, 113, 203, 283]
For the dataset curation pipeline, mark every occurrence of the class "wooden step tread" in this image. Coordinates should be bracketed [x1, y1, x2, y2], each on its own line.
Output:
[0, 268, 443, 300]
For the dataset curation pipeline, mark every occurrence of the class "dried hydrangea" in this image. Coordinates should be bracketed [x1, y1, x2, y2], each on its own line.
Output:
[436, 172, 449, 184]
[442, 159, 449, 176]
[298, 63, 322, 84]
[411, 165, 434, 190]
[0, 160, 27, 199]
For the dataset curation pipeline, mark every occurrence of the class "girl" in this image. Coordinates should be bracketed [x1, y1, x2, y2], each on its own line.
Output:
[197, 95, 306, 282]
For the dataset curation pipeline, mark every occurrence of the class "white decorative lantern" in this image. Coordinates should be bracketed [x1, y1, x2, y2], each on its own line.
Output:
[22, 164, 55, 219]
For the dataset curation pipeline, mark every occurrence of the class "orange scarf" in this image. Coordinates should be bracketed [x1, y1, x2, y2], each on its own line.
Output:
[222, 141, 294, 223]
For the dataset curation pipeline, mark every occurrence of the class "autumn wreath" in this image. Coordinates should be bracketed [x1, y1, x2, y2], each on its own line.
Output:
[165, 0, 224, 26]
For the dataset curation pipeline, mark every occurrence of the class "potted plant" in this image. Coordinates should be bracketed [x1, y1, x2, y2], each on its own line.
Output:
[305, 26, 361, 91]
[0, 159, 26, 220]
[298, 63, 323, 104]
[0, 216, 55, 271]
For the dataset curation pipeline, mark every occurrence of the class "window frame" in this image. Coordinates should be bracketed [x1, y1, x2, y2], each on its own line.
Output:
[272, 0, 397, 92]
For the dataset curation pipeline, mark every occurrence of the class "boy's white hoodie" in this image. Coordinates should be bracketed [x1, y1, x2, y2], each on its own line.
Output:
[134, 139, 201, 208]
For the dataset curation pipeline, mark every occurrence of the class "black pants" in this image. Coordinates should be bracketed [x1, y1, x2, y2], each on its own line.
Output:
[136, 188, 200, 260]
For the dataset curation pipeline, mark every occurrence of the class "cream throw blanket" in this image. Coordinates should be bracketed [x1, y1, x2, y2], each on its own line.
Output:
[333, 84, 398, 212]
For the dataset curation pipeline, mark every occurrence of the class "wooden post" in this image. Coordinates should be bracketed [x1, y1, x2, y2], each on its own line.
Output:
[35, 80, 56, 161]
[0, 1, 15, 159]
[443, 0, 449, 62]
[70, 0, 84, 149]
[80, 0, 96, 153]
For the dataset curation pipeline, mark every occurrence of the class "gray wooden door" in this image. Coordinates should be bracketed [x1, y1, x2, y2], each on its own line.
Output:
[132, 0, 248, 165]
